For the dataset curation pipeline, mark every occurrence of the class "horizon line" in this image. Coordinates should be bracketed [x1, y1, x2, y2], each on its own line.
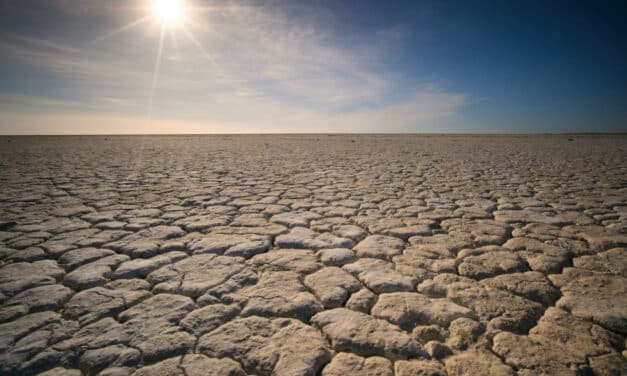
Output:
[1, 132, 627, 137]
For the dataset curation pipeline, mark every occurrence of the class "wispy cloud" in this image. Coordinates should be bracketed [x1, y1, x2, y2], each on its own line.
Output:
[0, 0, 466, 133]
[0, 33, 84, 75]
[1, 88, 465, 134]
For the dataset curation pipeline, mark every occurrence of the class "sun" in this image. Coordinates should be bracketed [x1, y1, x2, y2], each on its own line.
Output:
[151, 0, 186, 27]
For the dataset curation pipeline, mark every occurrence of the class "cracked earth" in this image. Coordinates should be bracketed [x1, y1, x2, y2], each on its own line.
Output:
[0, 134, 626, 375]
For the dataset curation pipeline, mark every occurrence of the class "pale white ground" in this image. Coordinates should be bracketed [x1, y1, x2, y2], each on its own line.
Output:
[0, 135, 625, 375]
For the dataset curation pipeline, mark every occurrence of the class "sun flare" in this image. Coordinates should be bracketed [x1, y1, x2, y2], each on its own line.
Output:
[151, 0, 186, 27]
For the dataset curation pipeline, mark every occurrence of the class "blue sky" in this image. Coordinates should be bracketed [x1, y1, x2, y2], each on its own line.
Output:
[0, 0, 625, 134]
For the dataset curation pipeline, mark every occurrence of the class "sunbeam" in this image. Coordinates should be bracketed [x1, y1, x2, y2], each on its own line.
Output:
[83, 0, 220, 121]
[89, 16, 151, 44]
[180, 25, 214, 65]
[148, 27, 166, 119]
[180, 25, 236, 86]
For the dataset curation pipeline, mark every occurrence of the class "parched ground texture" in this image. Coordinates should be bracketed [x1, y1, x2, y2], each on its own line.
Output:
[0, 134, 626, 376]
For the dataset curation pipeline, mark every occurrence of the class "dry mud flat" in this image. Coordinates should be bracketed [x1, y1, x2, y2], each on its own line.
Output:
[0, 134, 626, 375]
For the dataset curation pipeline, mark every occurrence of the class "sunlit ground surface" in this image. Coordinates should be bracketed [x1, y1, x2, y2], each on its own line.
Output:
[0, 135, 626, 375]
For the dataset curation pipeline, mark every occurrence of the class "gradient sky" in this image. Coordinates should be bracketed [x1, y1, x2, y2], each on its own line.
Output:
[1, 0, 626, 134]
